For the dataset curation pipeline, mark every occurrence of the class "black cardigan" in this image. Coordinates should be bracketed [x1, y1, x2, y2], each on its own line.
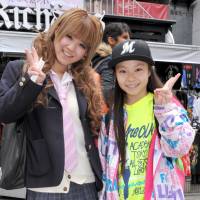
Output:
[0, 60, 103, 191]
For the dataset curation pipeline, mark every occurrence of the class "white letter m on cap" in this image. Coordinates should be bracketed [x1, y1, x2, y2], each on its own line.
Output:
[121, 41, 135, 55]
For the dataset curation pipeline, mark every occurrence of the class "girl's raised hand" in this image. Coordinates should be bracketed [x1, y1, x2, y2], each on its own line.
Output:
[25, 47, 46, 85]
[154, 73, 181, 105]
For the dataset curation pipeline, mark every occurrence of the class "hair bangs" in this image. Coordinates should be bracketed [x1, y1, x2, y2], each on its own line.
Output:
[70, 18, 102, 52]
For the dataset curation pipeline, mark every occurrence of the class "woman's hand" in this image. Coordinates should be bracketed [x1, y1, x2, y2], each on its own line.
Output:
[154, 73, 181, 105]
[25, 47, 46, 85]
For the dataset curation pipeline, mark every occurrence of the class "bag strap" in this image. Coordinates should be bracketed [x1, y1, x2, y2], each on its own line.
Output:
[94, 57, 108, 71]
[105, 111, 111, 136]
[153, 99, 161, 139]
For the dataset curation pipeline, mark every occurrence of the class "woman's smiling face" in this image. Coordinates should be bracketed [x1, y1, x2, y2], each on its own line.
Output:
[54, 34, 87, 69]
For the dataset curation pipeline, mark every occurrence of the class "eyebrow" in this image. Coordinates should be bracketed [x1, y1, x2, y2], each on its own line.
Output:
[137, 63, 146, 67]
[117, 65, 127, 69]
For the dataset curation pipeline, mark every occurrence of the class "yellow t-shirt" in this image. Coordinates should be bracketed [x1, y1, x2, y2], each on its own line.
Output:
[118, 93, 155, 200]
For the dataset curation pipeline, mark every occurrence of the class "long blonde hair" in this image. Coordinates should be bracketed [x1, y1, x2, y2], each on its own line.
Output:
[32, 8, 104, 134]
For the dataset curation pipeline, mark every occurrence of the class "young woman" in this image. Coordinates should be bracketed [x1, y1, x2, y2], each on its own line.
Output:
[0, 8, 104, 200]
[98, 39, 195, 200]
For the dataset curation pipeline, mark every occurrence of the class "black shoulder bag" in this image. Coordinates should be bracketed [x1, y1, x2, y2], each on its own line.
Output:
[0, 118, 26, 189]
[0, 60, 26, 189]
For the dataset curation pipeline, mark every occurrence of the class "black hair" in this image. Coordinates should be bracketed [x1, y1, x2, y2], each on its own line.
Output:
[113, 65, 163, 173]
[102, 22, 131, 44]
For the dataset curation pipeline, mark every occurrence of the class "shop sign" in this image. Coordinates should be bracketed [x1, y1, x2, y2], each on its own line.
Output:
[0, 0, 84, 31]
[5, 0, 83, 9]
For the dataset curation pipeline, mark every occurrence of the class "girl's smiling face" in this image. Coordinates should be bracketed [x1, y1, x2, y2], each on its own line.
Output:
[50, 9, 103, 73]
[54, 34, 87, 70]
[115, 60, 151, 104]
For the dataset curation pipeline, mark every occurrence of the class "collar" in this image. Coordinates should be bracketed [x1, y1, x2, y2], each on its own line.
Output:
[50, 69, 73, 86]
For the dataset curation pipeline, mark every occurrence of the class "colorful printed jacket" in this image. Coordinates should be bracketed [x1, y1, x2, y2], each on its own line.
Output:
[98, 99, 195, 200]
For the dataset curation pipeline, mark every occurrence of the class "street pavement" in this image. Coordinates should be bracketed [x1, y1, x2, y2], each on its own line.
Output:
[185, 193, 200, 200]
[0, 188, 25, 199]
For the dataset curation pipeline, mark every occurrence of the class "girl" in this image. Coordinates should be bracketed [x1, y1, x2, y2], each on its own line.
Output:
[98, 39, 195, 200]
[0, 8, 104, 200]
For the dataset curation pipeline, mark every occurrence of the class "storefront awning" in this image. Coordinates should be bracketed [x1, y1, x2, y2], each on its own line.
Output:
[1, 30, 200, 64]
[148, 41, 200, 64]
[0, 30, 36, 55]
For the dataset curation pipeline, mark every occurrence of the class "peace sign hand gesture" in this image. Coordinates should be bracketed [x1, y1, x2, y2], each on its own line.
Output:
[25, 47, 45, 85]
[154, 73, 181, 105]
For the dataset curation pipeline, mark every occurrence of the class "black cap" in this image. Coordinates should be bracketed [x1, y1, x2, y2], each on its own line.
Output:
[109, 39, 154, 68]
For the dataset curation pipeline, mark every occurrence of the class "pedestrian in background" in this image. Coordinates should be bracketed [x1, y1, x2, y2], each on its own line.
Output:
[0, 8, 104, 200]
[98, 39, 195, 200]
[92, 22, 131, 105]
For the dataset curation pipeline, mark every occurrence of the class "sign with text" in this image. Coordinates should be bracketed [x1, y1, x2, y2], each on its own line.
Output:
[3, 0, 84, 9]
[0, 0, 84, 31]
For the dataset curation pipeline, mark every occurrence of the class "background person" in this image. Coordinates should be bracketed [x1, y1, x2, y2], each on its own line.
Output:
[92, 22, 131, 105]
